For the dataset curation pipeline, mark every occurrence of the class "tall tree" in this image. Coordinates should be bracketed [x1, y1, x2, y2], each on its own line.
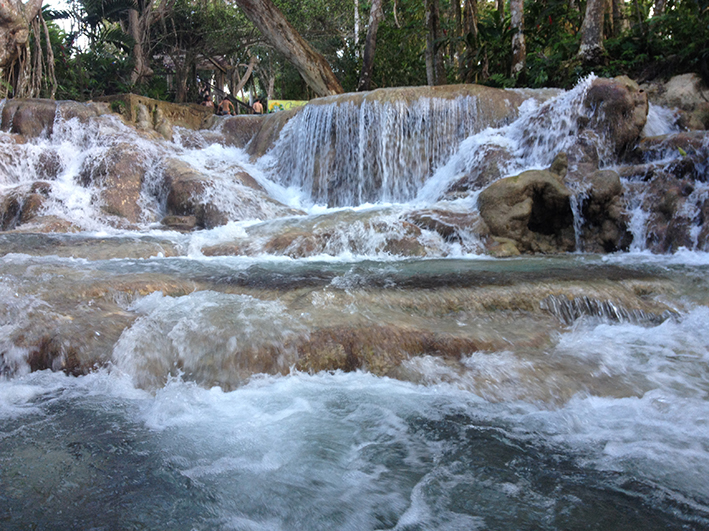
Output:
[0, 0, 43, 97]
[425, 0, 445, 85]
[234, 0, 343, 96]
[357, 0, 384, 91]
[578, 0, 606, 64]
[510, 0, 525, 76]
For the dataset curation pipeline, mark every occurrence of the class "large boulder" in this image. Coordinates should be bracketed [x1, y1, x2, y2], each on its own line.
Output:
[217, 115, 265, 148]
[78, 143, 146, 223]
[641, 73, 709, 130]
[0, 182, 52, 230]
[577, 170, 632, 252]
[477, 161, 575, 254]
[1, 99, 58, 137]
[0, 99, 105, 138]
[162, 158, 299, 229]
[623, 170, 697, 252]
[583, 76, 649, 156]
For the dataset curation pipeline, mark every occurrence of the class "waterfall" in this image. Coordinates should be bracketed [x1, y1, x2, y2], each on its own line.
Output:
[262, 86, 558, 207]
[642, 103, 681, 137]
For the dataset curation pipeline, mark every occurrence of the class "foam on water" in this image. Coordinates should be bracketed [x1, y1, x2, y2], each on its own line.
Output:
[642, 103, 681, 137]
[2, 320, 708, 529]
[416, 75, 597, 203]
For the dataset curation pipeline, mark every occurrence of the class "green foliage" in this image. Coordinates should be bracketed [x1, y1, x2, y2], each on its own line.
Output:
[48, 0, 709, 102]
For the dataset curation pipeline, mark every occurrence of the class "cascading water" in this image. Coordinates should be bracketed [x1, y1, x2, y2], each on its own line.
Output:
[2, 78, 709, 530]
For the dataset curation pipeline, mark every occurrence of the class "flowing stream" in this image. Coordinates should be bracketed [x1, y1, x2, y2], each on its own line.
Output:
[1, 82, 709, 529]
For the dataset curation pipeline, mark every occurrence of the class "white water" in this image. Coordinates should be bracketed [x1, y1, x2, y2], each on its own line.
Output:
[2, 82, 709, 528]
[3, 302, 709, 529]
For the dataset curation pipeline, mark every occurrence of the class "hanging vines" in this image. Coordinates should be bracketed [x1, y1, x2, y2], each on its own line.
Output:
[0, 0, 57, 99]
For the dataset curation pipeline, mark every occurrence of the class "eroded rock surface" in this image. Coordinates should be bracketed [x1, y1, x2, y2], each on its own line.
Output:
[478, 161, 575, 254]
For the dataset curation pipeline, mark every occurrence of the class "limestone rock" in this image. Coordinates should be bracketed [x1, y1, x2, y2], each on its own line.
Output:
[1, 99, 58, 137]
[406, 208, 489, 253]
[218, 116, 265, 148]
[583, 76, 649, 155]
[153, 107, 173, 140]
[79, 143, 146, 223]
[578, 170, 632, 252]
[161, 215, 198, 232]
[477, 165, 575, 253]
[623, 171, 697, 253]
[642, 73, 709, 130]
[162, 158, 296, 229]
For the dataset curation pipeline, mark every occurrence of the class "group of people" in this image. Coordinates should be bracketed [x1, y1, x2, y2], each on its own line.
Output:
[199, 87, 265, 115]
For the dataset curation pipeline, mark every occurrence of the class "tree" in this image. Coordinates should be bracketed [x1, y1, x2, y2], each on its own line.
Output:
[0, 0, 44, 97]
[234, 0, 343, 97]
[510, 0, 525, 76]
[578, 0, 606, 64]
[357, 0, 384, 91]
[425, 0, 445, 85]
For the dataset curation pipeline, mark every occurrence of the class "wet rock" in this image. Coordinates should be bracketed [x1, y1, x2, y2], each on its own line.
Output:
[444, 147, 512, 195]
[484, 237, 522, 257]
[578, 170, 632, 252]
[477, 163, 575, 253]
[0, 192, 22, 230]
[36, 149, 63, 180]
[295, 325, 481, 376]
[57, 100, 104, 123]
[583, 76, 649, 156]
[163, 159, 221, 228]
[153, 107, 173, 141]
[0, 182, 52, 230]
[218, 116, 265, 148]
[0, 232, 180, 259]
[163, 158, 300, 229]
[202, 209, 441, 258]
[629, 132, 709, 181]
[1, 99, 58, 137]
[8, 215, 80, 234]
[79, 143, 146, 223]
[406, 208, 489, 252]
[642, 73, 709, 130]
[629, 171, 698, 252]
[246, 111, 297, 159]
[698, 199, 709, 250]
[160, 215, 198, 232]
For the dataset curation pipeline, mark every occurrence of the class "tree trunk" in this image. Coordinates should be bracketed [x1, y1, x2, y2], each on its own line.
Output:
[496, 0, 505, 20]
[449, 0, 462, 75]
[510, 0, 525, 76]
[354, 0, 360, 47]
[234, 0, 343, 97]
[129, 8, 153, 84]
[653, 0, 667, 16]
[357, 0, 384, 91]
[230, 55, 259, 97]
[578, 0, 606, 65]
[612, 0, 622, 36]
[0, 0, 43, 97]
[425, 0, 445, 86]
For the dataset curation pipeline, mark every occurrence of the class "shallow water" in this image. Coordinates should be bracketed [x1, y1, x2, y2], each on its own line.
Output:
[1, 251, 709, 529]
[2, 83, 709, 528]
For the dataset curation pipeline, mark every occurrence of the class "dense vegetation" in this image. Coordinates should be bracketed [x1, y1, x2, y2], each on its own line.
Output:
[22, 0, 709, 101]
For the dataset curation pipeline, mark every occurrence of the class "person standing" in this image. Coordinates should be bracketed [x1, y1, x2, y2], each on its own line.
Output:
[252, 98, 264, 114]
[218, 98, 235, 116]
